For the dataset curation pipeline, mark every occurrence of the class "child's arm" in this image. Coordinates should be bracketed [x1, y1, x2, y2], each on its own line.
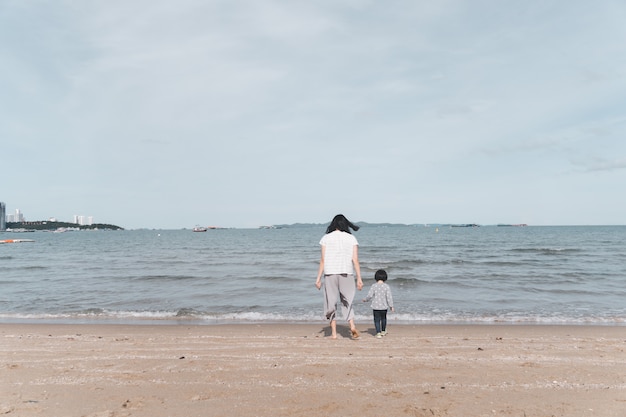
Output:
[387, 286, 394, 312]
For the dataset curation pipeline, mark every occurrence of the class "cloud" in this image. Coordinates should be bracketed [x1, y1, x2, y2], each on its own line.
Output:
[574, 157, 626, 173]
[3, 1, 626, 227]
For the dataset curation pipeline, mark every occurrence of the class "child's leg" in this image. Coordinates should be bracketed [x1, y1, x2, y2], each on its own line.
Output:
[373, 310, 383, 334]
[381, 309, 388, 332]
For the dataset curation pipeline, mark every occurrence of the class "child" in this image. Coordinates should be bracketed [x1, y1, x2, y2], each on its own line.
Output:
[362, 269, 394, 338]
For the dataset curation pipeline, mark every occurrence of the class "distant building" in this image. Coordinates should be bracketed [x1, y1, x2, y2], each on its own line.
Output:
[73, 215, 94, 226]
[0, 202, 5, 231]
[5, 208, 24, 224]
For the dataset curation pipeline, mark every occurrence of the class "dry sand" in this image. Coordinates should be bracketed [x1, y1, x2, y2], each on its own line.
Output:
[1, 323, 625, 417]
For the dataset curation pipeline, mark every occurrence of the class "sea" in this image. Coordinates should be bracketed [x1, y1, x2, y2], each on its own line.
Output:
[1, 225, 625, 326]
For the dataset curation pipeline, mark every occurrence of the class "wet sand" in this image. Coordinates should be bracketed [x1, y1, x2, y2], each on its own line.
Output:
[1, 323, 625, 417]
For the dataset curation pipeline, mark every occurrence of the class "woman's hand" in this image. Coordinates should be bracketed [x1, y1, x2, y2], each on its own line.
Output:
[315, 279, 322, 290]
[356, 279, 363, 291]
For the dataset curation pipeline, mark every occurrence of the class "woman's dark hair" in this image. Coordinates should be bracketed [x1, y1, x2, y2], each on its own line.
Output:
[326, 214, 360, 234]
[375, 269, 388, 281]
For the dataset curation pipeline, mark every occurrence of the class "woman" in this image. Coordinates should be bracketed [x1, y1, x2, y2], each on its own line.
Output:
[315, 214, 363, 339]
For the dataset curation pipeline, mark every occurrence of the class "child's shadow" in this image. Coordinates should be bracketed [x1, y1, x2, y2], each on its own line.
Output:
[363, 328, 378, 336]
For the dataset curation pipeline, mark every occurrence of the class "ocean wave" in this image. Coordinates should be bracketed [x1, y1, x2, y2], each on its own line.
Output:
[1, 310, 624, 326]
[510, 248, 583, 255]
[477, 261, 527, 267]
[362, 258, 473, 271]
[390, 277, 429, 286]
[132, 274, 204, 282]
[0, 265, 48, 271]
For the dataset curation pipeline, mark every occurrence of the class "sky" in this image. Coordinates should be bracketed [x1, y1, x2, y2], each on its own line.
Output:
[2, 1, 626, 229]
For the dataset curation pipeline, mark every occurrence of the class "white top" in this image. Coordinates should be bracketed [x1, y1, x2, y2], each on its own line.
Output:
[319, 230, 358, 275]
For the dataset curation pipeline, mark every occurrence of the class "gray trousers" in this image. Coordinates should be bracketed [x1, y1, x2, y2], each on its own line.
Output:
[323, 274, 356, 322]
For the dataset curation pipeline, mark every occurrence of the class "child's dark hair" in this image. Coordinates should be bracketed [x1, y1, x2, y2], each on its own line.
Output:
[375, 269, 388, 281]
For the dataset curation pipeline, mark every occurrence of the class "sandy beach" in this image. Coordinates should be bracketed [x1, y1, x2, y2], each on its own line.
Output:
[1, 323, 625, 417]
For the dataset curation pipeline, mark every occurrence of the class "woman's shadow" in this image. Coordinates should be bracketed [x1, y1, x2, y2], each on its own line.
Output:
[319, 326, 372, 339]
